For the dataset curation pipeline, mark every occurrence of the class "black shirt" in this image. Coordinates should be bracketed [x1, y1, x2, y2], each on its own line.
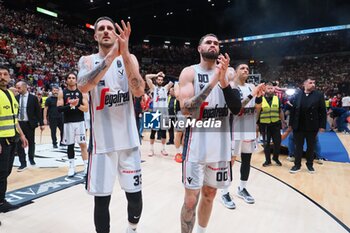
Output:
[62, 89, 84, 123]
[168, 96, 176, 116]
[45, 96, 62, 119]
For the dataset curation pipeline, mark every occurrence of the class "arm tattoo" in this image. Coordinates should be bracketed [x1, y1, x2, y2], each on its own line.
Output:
[241, 97, 251, 107]
[77, 59, 107, 86]
[183, 84, 213, 115]
[129, 76, 142, 90]
[181, 193, 200, 233]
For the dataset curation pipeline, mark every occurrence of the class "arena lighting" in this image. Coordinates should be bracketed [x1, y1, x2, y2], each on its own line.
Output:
[143, 39, 150, 43]
[164, 40, 171, 44]
[36, 7, 58, 18]
[220, 24, 350, 43]
[286, 89, 296, 96]
[85, 23, 94, 30]
[185, 42, 190, 45]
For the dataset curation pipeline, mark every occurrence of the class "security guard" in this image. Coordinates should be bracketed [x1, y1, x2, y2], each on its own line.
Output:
[0, 65, 28, 213]
[259, 82, 285, 167]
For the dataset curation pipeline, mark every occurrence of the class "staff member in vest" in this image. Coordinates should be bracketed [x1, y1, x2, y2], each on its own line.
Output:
[145, 71, 173, 156]
[0, 66, 28, 212]
[16, 81, 44, 170]
[57, 72, 89, 177]
[259, 82, 286, 167]
[77, 17, 145, 233]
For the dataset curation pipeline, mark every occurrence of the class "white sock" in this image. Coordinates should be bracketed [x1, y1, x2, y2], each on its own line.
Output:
[69, 159, 75, 168]
[83, 160, 88, 169]
[128, 222, 137, 231]
[240, 180, 247, 190]
[221, 188, 229, 195]
[150, 143, 154, 151]
[177, 146, 183, 153]
[197, 225, 206, 233]
[162, 144, 166, 150]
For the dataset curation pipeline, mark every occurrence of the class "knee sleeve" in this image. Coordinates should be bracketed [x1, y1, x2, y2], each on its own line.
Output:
[150, 130, 156, 140]
[67, 144, 75, 159]
[240, 153, 252, 181]
[161, 129, 167, 139]
[94, 195, 111, 233]
[125, 191, 143, 224]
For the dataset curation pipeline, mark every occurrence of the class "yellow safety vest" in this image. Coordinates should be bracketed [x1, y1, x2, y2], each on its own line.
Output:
[41, 96, 48, 108]
[168, 96, 177, 113]
[0, 89, 18, 138]
[260, 96, 280, 124]
[325, 99, 330, 108]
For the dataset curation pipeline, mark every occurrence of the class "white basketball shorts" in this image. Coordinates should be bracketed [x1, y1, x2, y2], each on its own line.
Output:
[62, 121, 86, 145]
[182, 160, 232, 190]
[86, 147, 142, 196]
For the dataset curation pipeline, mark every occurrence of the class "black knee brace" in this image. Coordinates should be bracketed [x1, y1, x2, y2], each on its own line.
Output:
[125, 191, 143, 224]
[150, 130, 156, 140]
[94, 195, 111, 233]
[67, 144, 75, 159]
[240, 153, 252, 181]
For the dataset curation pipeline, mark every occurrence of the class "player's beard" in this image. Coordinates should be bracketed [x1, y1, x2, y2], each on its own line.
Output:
[201, 50, 219, 60]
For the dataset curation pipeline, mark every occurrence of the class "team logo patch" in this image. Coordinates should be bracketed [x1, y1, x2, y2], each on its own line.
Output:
[98, 80, 105, 86]
[187, 177, 193, 184]
[117, 60, 122, 68]
[143, 110, 161, 129]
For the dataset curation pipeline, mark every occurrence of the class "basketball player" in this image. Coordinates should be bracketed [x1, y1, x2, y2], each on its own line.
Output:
[178, 34, 241, 233]
[77, 17, 145, 233]
[57, 72, 89, 177]
[145, 71, 173, 156]
[220, 63, 264, 208]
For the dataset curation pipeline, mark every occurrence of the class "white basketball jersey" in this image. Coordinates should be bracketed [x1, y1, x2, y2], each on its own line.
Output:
[152, 86, 168, 114]
[87, 54, 140, 154]
[185, 64, 231, 163]
[232, 83, 257, 141]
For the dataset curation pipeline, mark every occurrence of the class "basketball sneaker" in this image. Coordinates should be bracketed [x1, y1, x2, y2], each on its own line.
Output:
[148, 149, 154, 157]
[221, 192, 236, 209]
[161, 149, 168, 156]
[237, 187, 255, 204]
[68, 166, 75, 177]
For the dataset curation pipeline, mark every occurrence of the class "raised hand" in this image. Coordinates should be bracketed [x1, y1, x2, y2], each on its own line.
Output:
[217, 53, 230, 88]
[253, 83, 266, 97]
[156, 71, 165, 77]
[114, 20, 131, 56]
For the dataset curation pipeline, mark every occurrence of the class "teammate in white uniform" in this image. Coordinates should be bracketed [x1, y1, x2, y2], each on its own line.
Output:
[145, 72, 173, 156]
[77, 17, 145, 233]
[220, 63, 265, 208]
[178, 34, 241, 233]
